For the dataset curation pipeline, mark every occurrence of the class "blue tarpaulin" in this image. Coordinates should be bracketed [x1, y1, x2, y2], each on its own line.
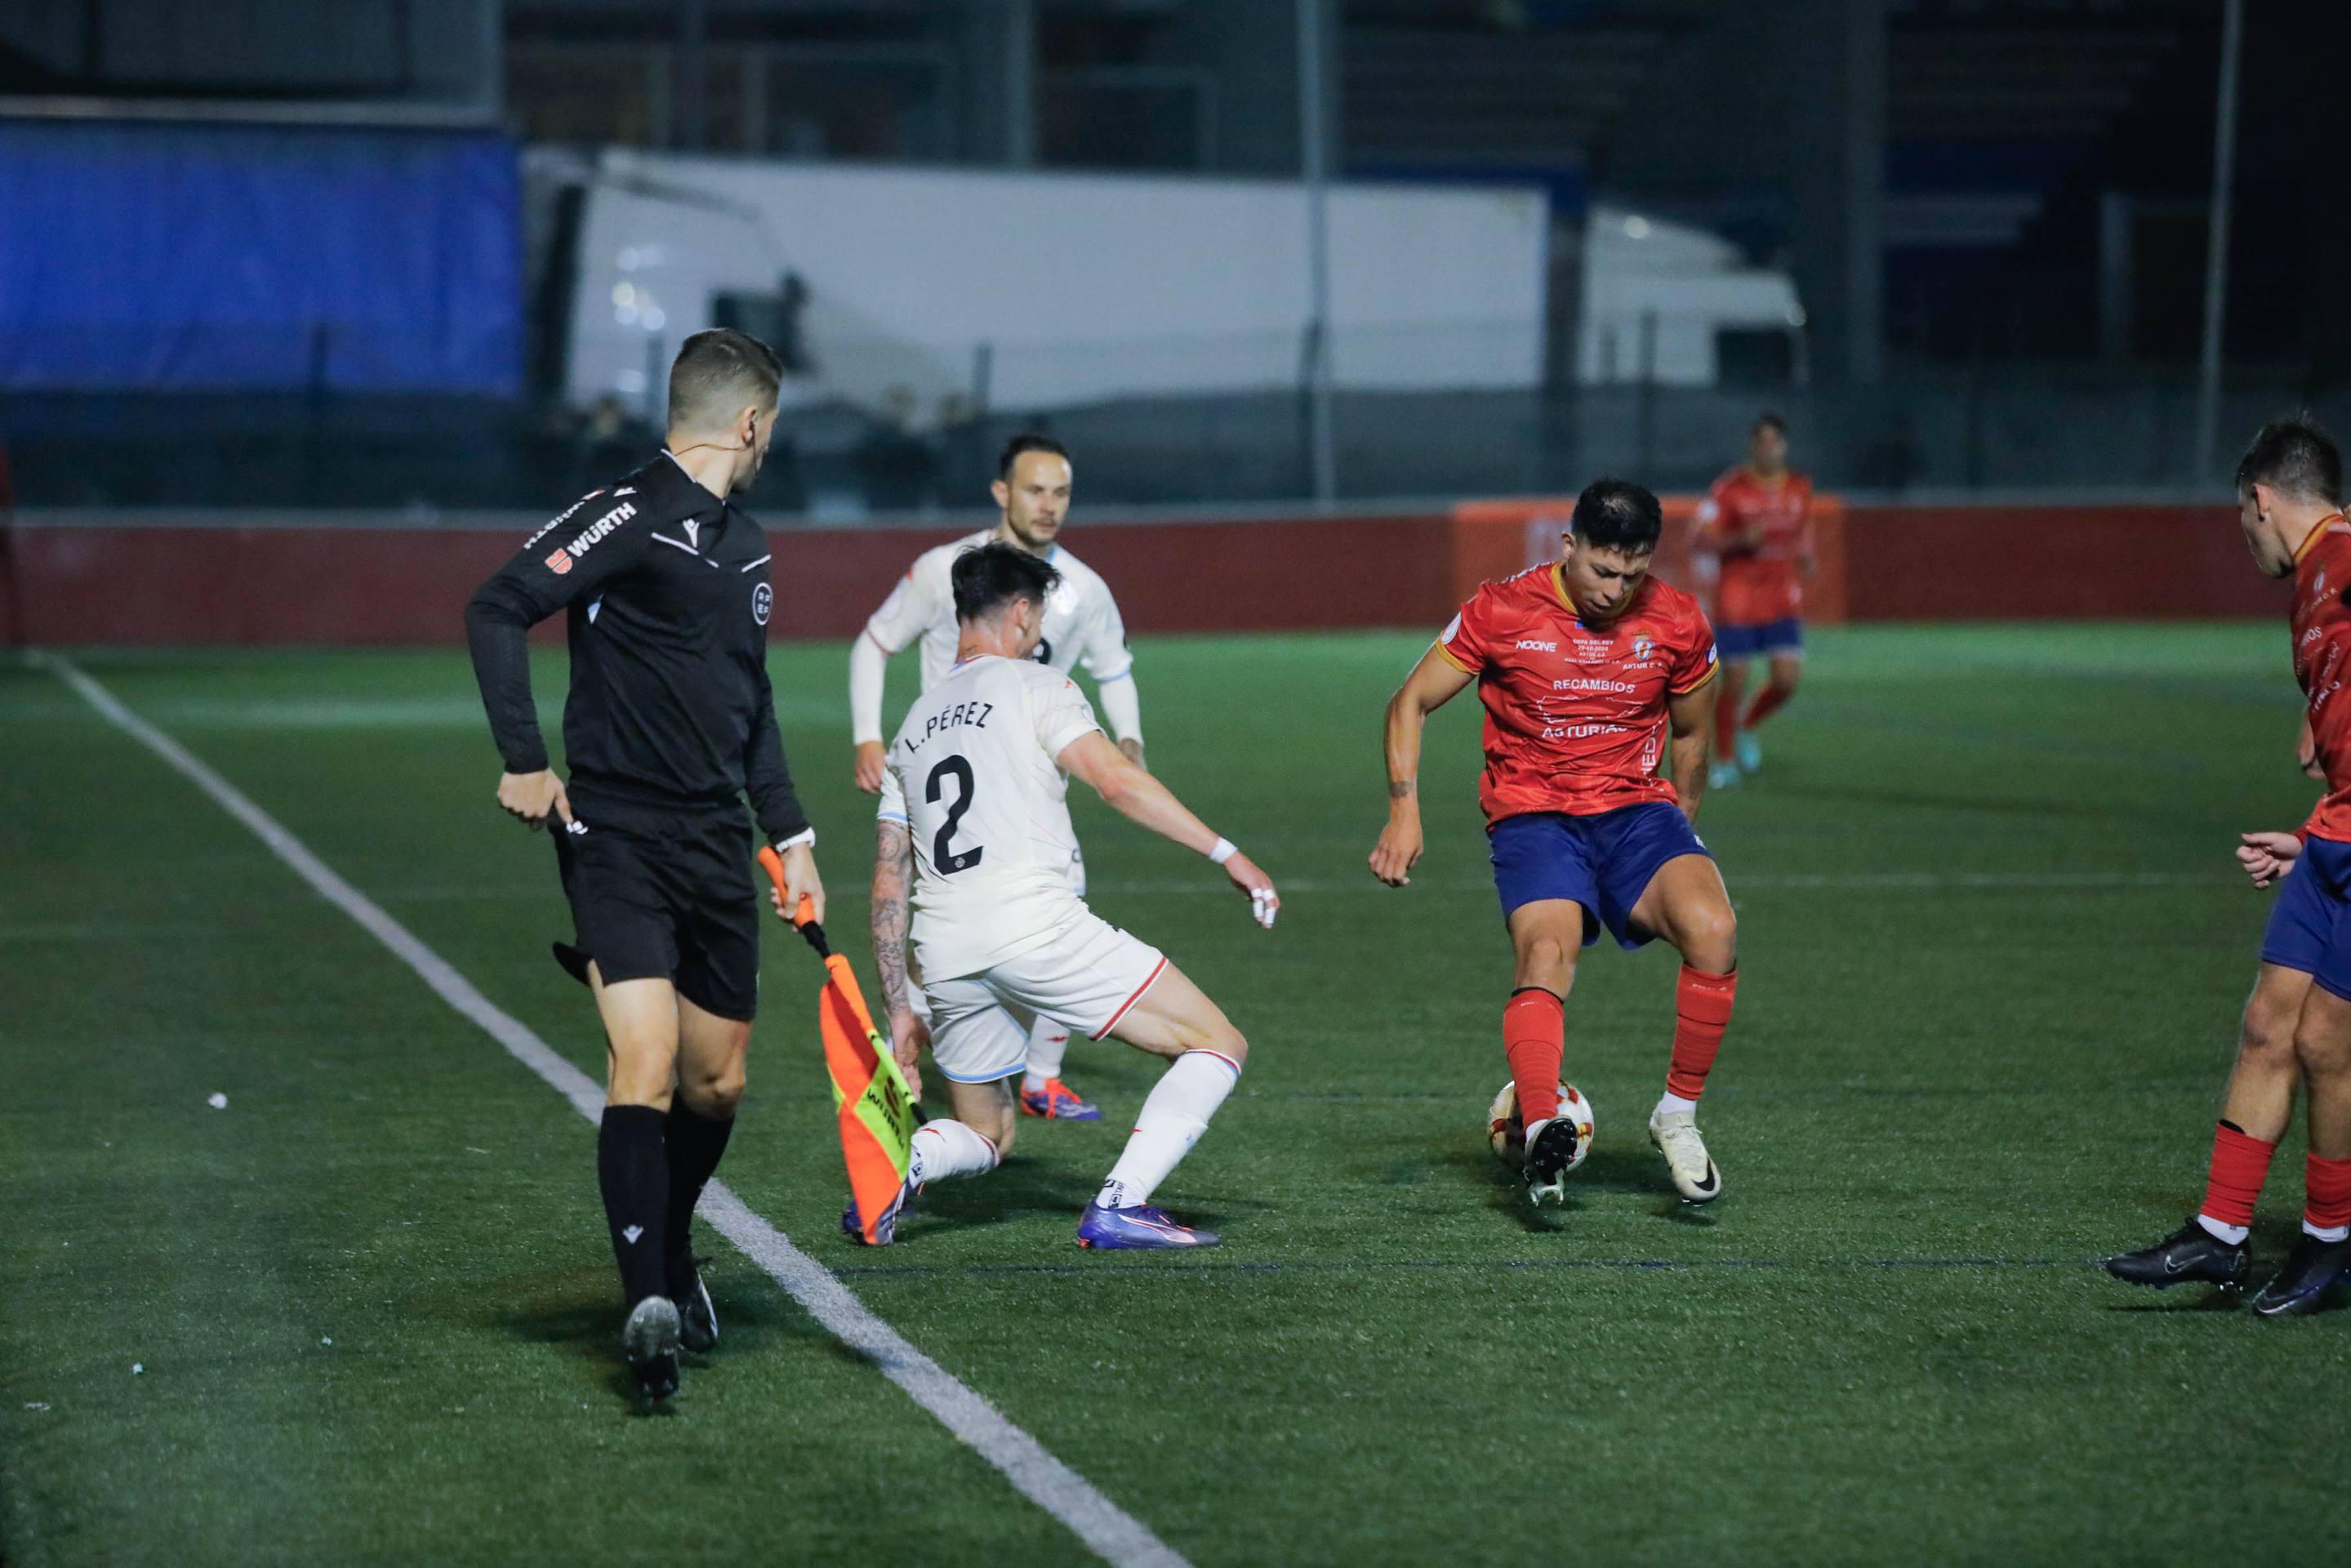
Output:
[0, 120, 521, 394]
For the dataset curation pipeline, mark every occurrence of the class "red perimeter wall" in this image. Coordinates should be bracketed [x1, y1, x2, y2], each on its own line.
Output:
[1837, 503, 2280, 620]
[0, 502, 2278, 646]
[1448, 498, 2281, 622]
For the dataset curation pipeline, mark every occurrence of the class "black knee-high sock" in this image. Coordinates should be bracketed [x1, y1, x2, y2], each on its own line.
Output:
[597, 1106, 669, 1307]
[662, 1101, 735, 1265]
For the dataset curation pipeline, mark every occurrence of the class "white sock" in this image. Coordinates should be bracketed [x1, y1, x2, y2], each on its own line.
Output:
[1096, 1049, 1240, 1209]
[1022, 1016, 1071, 1089]
[2195, 1213, 2250, 1245]
[2305, 1219, 2351, 1244]
[908, 1119, 999, 1187]
[1654, 1091, 1699, 1120]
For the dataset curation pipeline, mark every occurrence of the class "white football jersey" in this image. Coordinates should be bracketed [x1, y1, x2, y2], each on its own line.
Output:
[863, 530, 1133, 692]
[877, 656, 1104, 981]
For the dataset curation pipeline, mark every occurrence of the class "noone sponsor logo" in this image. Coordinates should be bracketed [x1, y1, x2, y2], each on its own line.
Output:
[1514, 639, 1558, 653]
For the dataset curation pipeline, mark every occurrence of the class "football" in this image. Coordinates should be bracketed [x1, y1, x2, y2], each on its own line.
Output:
[1488, 1081, 1596, 1171]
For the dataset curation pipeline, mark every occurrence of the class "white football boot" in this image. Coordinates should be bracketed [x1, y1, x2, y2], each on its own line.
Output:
[1647, 1107, 1723, 1205]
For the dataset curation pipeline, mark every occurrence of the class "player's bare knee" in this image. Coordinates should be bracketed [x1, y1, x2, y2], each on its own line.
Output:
[606, 1075, 672, 1111]
[1202, 1022, 1249, 1070]
[683, 1064, 745, 1119]
[607, 1044, 677, 1107]
[2292, 1022, 2351, 1077]
[1684, 904, 1737, 972]
[2239, 1007, 2291, 1063]
[1513, 933, 1574, 991]
[945, 1079, 1019, 1152]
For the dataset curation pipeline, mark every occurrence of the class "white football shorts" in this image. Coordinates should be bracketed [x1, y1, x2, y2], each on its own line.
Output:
[924, 911, 1166, 1085]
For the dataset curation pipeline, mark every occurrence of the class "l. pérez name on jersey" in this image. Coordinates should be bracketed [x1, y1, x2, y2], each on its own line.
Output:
[542, 501, 638, 577]
[904, 700, 995, 753]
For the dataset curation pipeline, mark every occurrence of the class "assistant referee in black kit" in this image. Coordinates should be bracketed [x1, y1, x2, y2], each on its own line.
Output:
[465, 328, 826, 1403]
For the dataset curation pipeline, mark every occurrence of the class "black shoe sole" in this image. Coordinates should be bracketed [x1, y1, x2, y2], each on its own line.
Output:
[1523, 1118, 1580, 1191]
[624, 1298, 683, 1401]
[2101, 1259, 2247, 1291]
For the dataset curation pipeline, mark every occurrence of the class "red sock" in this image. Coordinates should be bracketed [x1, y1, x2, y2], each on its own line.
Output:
[1713, 684, 1740, 760]
[1503, 988, 1564, 1123]
[1665, 965, 1737, 1101]
[2197, 1120, 2278, 1229]
[1743, 682, 1794, 730]
[2306, 1152, 2351, 1234]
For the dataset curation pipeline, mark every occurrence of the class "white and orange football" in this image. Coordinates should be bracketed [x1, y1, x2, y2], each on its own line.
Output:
[1488, 1081, 1596, 1172]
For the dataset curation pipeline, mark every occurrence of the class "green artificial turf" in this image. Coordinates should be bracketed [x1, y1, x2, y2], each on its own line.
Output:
[4, 623, 2346, 1566]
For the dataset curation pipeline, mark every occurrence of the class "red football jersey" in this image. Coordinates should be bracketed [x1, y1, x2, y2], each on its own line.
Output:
[1694, 467, 1813, 626]
[2292, 515, 2351, 841]
[1438, 563, 1718, 824]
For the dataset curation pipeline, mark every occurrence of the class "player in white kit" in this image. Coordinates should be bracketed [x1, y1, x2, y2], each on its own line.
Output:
[849, 434, 1140, 1121]
[864, 543, 1277, 1249]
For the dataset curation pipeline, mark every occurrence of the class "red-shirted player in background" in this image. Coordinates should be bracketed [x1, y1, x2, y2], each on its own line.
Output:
[2107, 416, 2351, 1315]
[1372, 479, 1738, 1205]
[1693, 412, 1813, 790]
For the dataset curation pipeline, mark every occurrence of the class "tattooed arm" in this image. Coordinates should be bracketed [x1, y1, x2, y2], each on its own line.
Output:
[1369, 643, 1476, 887]
[870, 817, 928, 1096]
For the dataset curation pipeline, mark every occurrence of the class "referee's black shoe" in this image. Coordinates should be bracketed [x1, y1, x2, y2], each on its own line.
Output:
[2250, 1232, 2351, 1317]
[623, 1295, 682, 1402]
[2102, 1218, 2249, 1290]
[668, 1253, 718, 1354]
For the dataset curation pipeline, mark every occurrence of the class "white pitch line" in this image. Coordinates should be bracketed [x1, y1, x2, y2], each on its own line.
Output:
[35, 652, 1187, 1568]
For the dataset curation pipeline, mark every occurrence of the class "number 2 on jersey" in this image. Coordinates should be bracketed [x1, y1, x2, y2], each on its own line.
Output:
[925, 755, 984, 874]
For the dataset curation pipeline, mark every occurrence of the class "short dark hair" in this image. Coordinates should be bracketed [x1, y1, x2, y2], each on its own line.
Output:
[668, 328, 783, 432]
[2237, 416, 2343, 506]
[1570, 478, 1663, 552]
[1754, 411, 1787, 436]
[998, 433, 1069, 479]
[952, 541, 1062, 623]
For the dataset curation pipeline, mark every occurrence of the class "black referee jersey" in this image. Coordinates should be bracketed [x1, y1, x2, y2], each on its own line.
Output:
[465, 450, 812, 846]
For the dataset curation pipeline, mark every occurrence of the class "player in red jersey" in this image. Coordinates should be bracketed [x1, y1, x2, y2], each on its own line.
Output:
[1692, 412, 1813, 789]
[1371, 479, 1738, 1205]
[2107, 417, 2351, 1314]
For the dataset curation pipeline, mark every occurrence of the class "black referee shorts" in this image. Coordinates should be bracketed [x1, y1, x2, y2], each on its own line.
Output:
[552, 789, 762, 1022]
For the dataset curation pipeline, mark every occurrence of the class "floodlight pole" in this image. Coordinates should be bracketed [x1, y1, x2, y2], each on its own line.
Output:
[1298, 0, 1338, 504]
[2193, 0, 2244, 488]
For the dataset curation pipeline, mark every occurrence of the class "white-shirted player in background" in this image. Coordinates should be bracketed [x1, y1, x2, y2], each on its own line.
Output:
[863, 543, 1276, 1250]
[849, 434, 1139, 1121]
